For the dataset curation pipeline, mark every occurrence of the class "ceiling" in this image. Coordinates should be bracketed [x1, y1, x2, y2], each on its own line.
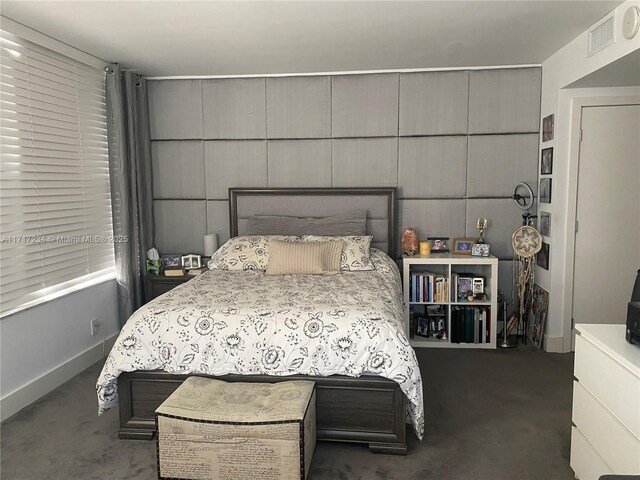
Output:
[567, 49, 640, 88]
[1, 1, 623, 77]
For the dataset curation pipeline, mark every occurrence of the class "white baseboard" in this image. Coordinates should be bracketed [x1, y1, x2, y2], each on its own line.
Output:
[543, 334, 565, 353]
[0, 332, 119, 422]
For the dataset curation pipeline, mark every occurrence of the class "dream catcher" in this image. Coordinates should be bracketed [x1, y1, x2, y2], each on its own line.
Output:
[511, 183, 542, 341]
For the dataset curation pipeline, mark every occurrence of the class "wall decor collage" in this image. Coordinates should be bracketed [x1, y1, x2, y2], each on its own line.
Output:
[538, 114, 553, 272]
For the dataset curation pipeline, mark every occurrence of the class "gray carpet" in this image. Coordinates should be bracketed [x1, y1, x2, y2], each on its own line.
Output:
[1, 344, 575, 480]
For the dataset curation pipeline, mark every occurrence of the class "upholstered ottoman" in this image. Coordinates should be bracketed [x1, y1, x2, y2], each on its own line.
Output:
[156, 376, 316, 480]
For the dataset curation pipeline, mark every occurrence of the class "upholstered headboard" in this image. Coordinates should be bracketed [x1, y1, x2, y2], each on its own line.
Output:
[229, 188, 397, 257]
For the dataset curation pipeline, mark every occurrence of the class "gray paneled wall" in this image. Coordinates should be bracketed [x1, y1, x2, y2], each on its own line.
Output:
[149, 68, 541, 291]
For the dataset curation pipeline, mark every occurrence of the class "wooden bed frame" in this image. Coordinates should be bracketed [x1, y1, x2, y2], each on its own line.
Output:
[118, 187, 408, 454]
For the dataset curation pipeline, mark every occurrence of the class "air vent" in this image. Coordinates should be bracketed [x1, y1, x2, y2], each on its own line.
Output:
[588, 14, 615, 57]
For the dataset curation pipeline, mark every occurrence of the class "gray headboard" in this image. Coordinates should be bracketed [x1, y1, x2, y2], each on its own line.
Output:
[229, 188, 397, 257]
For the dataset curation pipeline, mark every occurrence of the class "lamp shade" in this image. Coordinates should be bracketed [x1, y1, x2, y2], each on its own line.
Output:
[204, 234, 218, 257]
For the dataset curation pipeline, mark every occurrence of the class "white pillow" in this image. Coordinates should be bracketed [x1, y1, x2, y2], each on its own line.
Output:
[207, 235, 299, 271]
[301, 235, 375, 271]
[265, 240, 343, 275]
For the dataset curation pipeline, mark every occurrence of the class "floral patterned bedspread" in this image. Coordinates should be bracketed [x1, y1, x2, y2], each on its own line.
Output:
[96, 249, 424, 438]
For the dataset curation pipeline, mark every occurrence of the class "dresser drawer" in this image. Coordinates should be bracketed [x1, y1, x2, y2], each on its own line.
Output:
[573, 381, 640, 474]
[570, 426, 613, 480]
[574, 334, 640, 440]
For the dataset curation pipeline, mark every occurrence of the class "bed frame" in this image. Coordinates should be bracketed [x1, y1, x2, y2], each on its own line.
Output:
[118, 187, 407, 454]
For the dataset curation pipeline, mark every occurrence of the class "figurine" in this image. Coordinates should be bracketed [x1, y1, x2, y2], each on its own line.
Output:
[476, 218, 489, 244]
[401, 228, 419, 256]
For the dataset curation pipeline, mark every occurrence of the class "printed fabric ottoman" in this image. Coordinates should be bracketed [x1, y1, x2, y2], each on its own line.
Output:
[156, 376, 316, 480]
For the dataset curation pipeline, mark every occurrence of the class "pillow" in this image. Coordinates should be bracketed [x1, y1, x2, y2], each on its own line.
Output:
[301, 235, 375, 271]
[265, 240, 343, 276]
[207, 235, 299, 271]
[245, 210, 367, 236]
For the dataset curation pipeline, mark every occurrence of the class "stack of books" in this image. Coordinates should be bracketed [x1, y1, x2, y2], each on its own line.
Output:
[410, 272, 449, 303]
[450, 306, 490, 343]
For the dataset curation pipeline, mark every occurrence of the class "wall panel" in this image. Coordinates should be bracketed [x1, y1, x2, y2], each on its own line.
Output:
[149, 67, 541, 285]
[266, 76, 331, 138]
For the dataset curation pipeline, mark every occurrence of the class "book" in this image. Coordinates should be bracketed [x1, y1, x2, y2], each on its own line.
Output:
[164, 267, 185, 277]
[187, 267, 207, 276]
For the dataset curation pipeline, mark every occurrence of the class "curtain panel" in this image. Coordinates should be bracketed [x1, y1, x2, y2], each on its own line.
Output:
[106, 65, 154, 325]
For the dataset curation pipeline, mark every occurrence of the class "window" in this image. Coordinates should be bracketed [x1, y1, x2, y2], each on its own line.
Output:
[0, 29, 115, 316]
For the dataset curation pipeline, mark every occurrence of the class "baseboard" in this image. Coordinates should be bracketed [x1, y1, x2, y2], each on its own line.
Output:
[0, 332, 119, 422]
[543, 334, 564, 353]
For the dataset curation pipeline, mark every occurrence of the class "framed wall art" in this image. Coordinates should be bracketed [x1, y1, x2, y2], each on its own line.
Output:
[540, 178, 552, 203]
[541, 147, 553, 175]
[542, 114, 554, 142]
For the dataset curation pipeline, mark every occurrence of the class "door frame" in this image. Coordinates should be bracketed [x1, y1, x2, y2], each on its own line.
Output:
[564, 95, 640, 350]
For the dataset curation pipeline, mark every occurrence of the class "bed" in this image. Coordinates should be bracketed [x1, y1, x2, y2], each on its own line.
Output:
[97, 187, 423, 454]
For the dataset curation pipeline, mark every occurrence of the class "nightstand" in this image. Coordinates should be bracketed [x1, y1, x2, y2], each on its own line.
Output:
[145, 273, 193, 303]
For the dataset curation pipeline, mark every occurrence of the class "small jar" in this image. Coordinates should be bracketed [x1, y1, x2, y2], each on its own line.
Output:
[419, 241, 431, 256]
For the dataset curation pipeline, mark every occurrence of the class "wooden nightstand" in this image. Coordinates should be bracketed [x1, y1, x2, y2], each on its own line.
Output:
[145, 273, 193, 303]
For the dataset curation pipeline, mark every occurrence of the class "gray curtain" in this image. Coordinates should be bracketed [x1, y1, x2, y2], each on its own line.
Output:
[106, 64, 154, 326]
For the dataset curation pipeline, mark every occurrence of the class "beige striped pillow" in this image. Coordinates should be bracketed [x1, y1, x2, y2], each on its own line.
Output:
[265, 240, 343, 275]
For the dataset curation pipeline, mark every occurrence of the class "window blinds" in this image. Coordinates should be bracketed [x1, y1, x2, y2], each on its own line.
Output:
[0, 29, 115, 316]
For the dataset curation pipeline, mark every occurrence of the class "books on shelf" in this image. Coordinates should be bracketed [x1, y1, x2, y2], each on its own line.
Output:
[410, 272, 449, 303]
[164, 267, 186, 277]
[450, 306, 491, 344]
[187, 267, 207, 276]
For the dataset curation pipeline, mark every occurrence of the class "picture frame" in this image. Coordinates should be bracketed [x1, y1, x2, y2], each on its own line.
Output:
[471, 243, 490, 257]
[527, 285, 549, 349]
[542, 114, 554, 142]
[541, 147, 553, 175]
[539, 212, 551, 237]
[452, 237, 475, 255]
[162, 254, 182, 268]
[181, 253, 202, 270]
[427, 236, 449, 253]
[537, 242, 549, 270]
[540, 178, 552, 203]
[416, 316, 429, 337]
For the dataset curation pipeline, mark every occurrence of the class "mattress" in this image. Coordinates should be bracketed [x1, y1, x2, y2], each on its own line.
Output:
[96, 249, 424, 438]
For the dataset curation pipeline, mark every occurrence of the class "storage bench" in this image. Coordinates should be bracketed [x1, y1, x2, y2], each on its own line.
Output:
[156, 376, 316, 480]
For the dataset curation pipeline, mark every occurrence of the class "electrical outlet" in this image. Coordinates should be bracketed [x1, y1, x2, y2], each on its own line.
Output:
[90, 318, 101, 336]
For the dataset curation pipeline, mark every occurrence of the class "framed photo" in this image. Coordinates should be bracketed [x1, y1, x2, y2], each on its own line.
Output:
[452, 237, 475, 255]
[527, 285, 549, 349]
[416, 316, 429, 337]
[537, 242, 549, 270]
[542, 114, 554, 142]
[540, 178, 552, 203]
[541, 147, 553, 175]
[162, 254, 181, 268]
[471, 243, 490, 257]
[181, 253, 202, 270]
[539, 212, 551, 237]
[427, 237, 449, 253]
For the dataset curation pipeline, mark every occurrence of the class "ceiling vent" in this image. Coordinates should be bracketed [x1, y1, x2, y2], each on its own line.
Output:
[588, 13, 615, 57]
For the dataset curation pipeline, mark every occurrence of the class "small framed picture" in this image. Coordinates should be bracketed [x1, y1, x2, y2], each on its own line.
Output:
[540, 178, 552, 203]
[542, 114, 554, 142]
[539, 212, 551, 237]
[452, 237, 475, 255]
[162, 254, 181, 268]
[427, 237, 449, 253]
[181, 254, 202, 270]
[416, 317, 429, 337]
[471, 243, 490, 257]
[541, 147, 553, 175]
[537, 242, 550, 270]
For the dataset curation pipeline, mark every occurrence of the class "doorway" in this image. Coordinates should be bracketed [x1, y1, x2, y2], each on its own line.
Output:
[572, 104, 640, 330]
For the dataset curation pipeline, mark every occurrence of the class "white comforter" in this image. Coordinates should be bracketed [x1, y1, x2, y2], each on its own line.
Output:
[96, 249, 424, 438]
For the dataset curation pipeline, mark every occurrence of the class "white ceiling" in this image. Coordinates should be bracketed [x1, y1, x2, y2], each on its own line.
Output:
[1, 1, 623, 77]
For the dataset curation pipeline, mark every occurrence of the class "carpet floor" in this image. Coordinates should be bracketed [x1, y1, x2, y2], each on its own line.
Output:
[1, 344, 575, 480]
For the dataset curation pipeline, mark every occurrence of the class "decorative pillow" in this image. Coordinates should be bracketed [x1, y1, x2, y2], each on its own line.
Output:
[265, 240, 343, 276]
[207, 235, 299, 271]
[245, 210, 367, 236]
[301, 235, 375, 271]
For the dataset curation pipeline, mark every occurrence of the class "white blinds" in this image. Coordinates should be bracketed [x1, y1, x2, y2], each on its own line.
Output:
[0, 29, 115, 316]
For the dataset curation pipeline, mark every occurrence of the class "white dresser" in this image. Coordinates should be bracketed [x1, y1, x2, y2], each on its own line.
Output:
[571, 324, 640, 480]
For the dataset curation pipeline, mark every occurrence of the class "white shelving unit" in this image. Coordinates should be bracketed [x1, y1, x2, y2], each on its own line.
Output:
[403, 253, 498, 349]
